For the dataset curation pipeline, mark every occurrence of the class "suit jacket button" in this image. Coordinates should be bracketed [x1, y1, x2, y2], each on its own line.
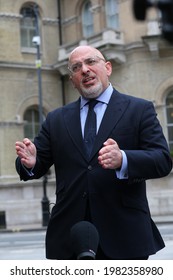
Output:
[88, 165, 92, 170]
[83, 192, 87, 198]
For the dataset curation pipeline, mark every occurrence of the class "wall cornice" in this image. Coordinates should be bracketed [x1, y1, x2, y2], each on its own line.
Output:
[0, 12, 22, 20]
[0, 61, 53, 71]
[42, 17, 58, 26]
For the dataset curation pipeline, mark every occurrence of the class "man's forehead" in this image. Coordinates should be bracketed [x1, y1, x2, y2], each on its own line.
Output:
[70, 50, 95, 60]
[69, 47, 102, 62]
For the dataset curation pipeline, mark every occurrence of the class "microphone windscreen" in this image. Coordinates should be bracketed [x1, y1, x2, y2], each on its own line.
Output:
[70, 221, 99, 259]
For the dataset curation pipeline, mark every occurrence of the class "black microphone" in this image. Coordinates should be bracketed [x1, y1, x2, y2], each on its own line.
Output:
[70, 221, 99, 260]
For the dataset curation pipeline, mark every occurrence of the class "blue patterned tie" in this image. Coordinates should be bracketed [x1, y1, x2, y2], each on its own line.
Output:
[84, 99, 98, 158]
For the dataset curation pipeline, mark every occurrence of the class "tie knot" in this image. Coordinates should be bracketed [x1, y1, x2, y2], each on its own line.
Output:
[88, 99, 98, 110]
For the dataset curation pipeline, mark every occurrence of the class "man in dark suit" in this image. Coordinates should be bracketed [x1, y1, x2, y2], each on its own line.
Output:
[15, 45, 172, 260]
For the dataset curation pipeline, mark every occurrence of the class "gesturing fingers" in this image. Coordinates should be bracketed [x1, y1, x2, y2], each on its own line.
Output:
[98, 138, 122, 169]
[15, 139, 36, 168]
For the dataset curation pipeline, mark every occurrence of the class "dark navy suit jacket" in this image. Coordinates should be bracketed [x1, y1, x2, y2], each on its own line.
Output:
[16, 89, 172, 259]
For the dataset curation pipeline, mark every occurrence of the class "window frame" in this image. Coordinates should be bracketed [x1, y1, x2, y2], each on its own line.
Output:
[20, 4, 41, 51]
[23, 106, 41, 140]
[105, 0, 119, 30]
[82, 0, 94, 38]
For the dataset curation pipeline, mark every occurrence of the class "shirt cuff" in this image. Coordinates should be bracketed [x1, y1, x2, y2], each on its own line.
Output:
[22, 164, 34, 177]
[116, 150, 128, 179]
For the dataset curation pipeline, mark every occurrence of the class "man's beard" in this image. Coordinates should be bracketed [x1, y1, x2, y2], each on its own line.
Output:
[80, 81, 103, 99]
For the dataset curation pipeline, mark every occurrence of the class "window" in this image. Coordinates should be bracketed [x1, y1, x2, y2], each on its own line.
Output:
[20, 5, 37, 48]
[82, 1, 94, 37]
[24, 107, 40, 140]
[105, 0, 119, 29]
[166, 91, 173, 153]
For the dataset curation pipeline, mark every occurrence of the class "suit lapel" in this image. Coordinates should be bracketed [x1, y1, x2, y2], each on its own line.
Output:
[63, 99, 86, 158]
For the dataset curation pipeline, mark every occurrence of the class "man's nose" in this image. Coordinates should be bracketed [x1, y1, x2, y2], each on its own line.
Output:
[81, 62, 90, 72]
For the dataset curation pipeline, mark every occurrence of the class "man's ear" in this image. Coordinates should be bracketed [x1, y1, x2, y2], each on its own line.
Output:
[105, 61, 112, 77]
[69, 76, 76, 88]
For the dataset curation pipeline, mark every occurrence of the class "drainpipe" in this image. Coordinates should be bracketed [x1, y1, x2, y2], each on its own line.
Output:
[57, 0, 66, 105]
[57, 0, 63, 45]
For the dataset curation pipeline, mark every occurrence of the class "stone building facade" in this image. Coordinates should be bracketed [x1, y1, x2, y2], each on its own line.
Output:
[0, 0, 172, 228]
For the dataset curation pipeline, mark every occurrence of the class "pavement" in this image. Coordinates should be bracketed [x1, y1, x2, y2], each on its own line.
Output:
[0, 223, 46, 233]
[0, 215, 172, 233]
[0, 215, 173, 233]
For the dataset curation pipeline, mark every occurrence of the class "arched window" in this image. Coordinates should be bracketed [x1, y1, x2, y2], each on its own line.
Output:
[105, 0, 119, 29]
[166, 91, 173, 153]
[24, 107, 40, 140]
[20, 4, 39, 48]
[82, 1, 94, 37]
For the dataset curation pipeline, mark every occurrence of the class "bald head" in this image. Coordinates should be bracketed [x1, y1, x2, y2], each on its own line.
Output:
[69, 46, 105, 64]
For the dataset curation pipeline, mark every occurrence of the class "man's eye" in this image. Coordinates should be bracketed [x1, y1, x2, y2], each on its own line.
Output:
[87, 59, 96, 65]
[72, 64, 80, 72]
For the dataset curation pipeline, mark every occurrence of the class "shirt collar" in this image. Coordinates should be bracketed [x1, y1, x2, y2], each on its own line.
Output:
[80, 83, 113, 109]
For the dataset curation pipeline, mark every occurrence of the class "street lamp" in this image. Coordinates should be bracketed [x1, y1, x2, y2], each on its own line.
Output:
[33, 4, 50, 227]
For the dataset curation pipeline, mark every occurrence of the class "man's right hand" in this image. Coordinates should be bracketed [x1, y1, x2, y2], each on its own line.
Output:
[15, 138, 36, 169]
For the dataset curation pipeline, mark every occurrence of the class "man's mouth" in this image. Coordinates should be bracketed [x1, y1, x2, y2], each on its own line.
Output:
[82, 76, 95, 85]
